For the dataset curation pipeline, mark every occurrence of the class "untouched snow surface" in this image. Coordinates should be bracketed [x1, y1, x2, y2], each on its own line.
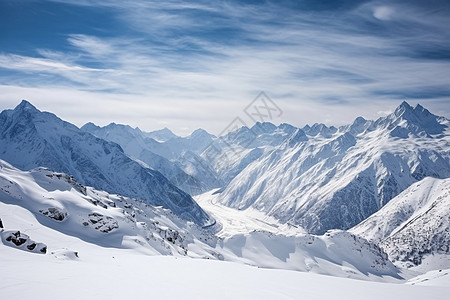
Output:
[1, 245, 449, 300]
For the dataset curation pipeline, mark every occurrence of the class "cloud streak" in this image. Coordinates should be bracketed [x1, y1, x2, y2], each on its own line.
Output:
[0, 0, 449, 134]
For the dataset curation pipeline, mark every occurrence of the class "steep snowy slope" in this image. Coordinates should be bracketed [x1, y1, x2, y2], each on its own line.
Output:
[0, 101, 212, 226]
[350, 177, 450, 268]
[216, 102, 450, 234]
[0, 159, 214, 255]
[201, 122, 297, 185]
[0, 159, 401, 281]
[81, 122, 211, 195]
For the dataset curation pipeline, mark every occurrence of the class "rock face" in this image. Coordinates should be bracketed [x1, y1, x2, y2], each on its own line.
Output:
[350, 177, 450, 267]
[0, 101, 213, 227]
[1, 230, 47, 254]
[39, 207, 67, 221]
[215, 102, 450, 234]
[86, 213, 119, 233]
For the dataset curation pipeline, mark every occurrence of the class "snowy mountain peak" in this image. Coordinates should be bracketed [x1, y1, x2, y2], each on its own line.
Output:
[81, 122, 100, 132]
[339, 116, 372, 135]
[15, 99, 38, 112]
[144, 127, 178, 142]
[0, 101, 213, 227]
[375, 101, 447, 138]
[394, 100, 413, 117]
[354, 116, 368, 127]
[216, 101, 449, 235]
[303, 123, 337, 138]
[278, 123, 297, 133]
[104, 122, 134, 132]
[251, 122, 277, 134]
[392, 101, 438, 124]
[190, 128, 213, 139]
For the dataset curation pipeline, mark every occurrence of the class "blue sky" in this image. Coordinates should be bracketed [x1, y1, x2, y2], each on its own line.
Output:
[0, 0, 449, 135]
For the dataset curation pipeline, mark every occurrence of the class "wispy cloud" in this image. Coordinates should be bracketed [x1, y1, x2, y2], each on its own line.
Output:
[0, 0, 449, 134]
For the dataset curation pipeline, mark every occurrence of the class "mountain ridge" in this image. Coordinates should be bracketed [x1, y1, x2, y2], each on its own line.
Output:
[0, 100, 213, 227]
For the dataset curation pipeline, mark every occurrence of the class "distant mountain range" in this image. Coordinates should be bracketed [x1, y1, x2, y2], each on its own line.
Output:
[0, 99, 449, 271]
[215, 101, 450, 234]
[1, 100, 450, 255]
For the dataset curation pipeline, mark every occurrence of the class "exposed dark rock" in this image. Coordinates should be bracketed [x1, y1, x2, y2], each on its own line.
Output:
[86, 213, 119, 233]
[1, 230, 47, 254]
[39, 207, 67, 221]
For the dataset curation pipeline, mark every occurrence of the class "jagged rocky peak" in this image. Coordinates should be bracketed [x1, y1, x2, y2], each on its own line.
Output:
[104, 122, 136, 133]
[250, 122, 277, 135]
[16, 99, 38, 111]
[144, 127, 178, 142]
[339, 116, 372, 135]
[373, 101, 447, 138]
[189, 128, 213, 139]
[303, 123, 337, 138]
[278, 123, 297, 134]
[81, 122, 101, 132]
[288, 128, 308, 146]
[351, 116, 368, 129]
[393, 100, 413, 117]
[3, 100, 39, 122]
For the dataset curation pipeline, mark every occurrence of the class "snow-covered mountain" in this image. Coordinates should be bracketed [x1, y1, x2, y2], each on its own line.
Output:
[143, 127, 178, 142]
[350, 177, 450, 269]
[215, 102, 450, 234]
[0, 100, 213, 227]
[78, 102, 450, 236]
[0, 158, 401, 280]
[81, 122, 212, 195]
[2, 100, 450, 298]
[81, 121, 300, 196]
[0, 159, 212, 255]
[201, 122, 297, 185]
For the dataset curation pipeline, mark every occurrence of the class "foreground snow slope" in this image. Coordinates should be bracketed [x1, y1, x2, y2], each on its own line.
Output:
[0, 159, 401, 280]
[351, 177, 450, 268]
[0, 159, 216, 256]
[1, 245, 449, 300]
[0, 100, 212, 226]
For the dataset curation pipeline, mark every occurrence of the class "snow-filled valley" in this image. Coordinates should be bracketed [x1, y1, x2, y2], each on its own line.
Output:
[1, 100, 450, 299]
